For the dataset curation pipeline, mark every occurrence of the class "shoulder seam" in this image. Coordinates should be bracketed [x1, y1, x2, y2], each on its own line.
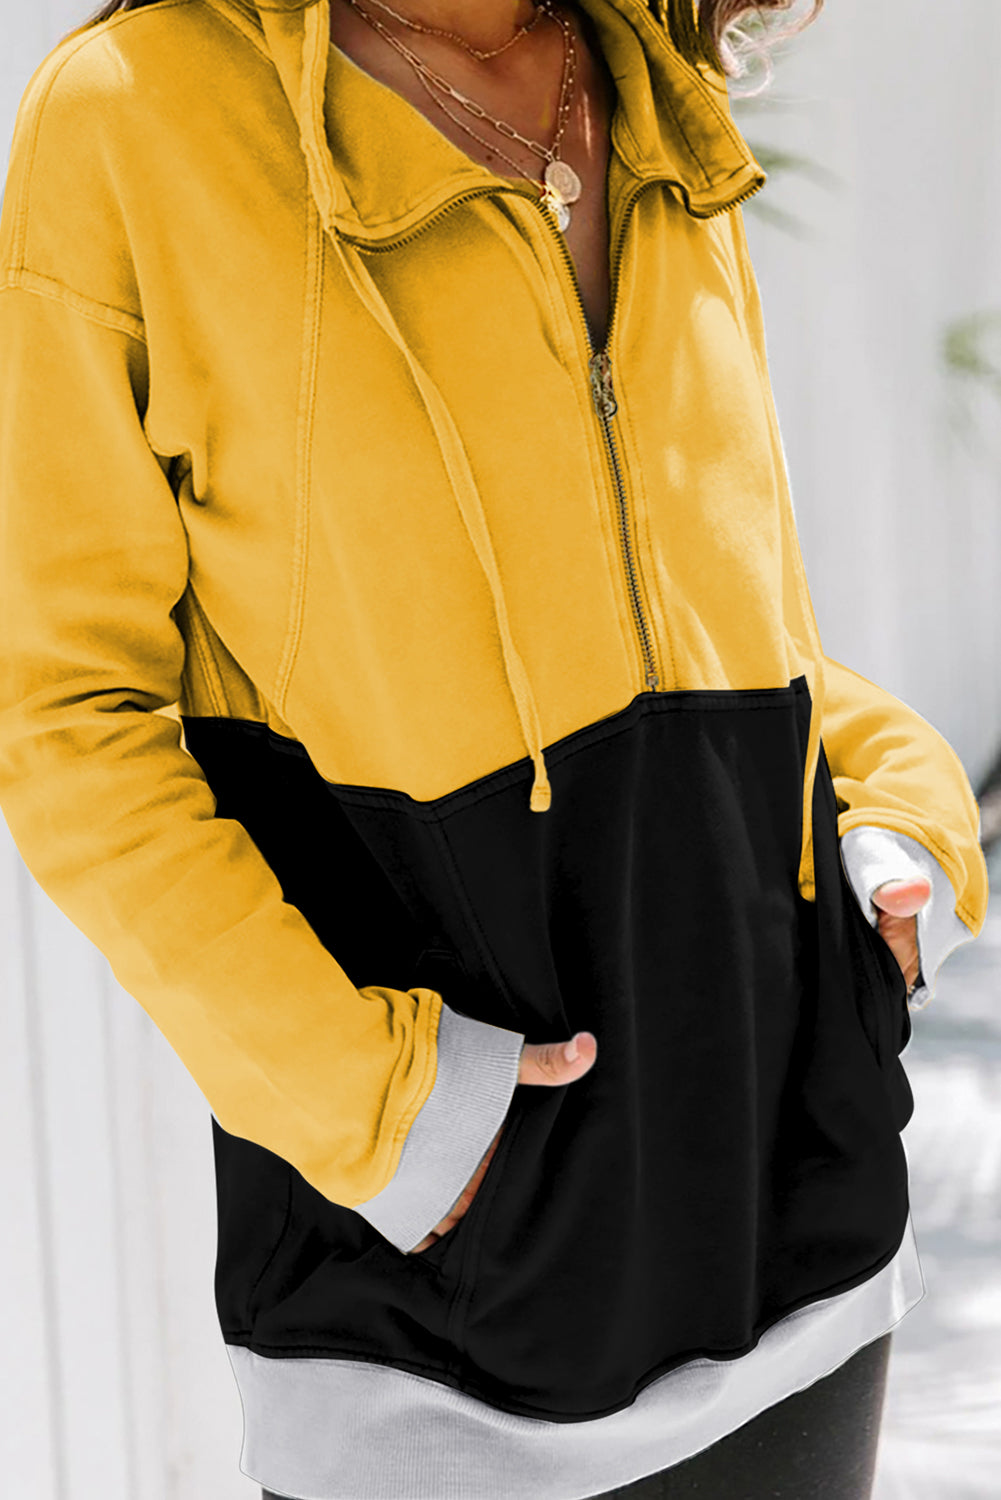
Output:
[1, 269, 147, 344]
[8, 1, 205, 267]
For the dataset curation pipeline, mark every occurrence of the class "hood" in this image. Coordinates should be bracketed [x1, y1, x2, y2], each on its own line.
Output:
[218, 0, 768, 237]
[200, 0, 822, 901]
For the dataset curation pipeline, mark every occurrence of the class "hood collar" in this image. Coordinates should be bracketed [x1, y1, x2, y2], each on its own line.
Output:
[204, 0, 821, 903]
[221, 0, 765, 242]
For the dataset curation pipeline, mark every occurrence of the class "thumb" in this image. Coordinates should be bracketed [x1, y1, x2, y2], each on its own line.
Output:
[519, 1030, 597, 1087]
[870, 876, 932, 919]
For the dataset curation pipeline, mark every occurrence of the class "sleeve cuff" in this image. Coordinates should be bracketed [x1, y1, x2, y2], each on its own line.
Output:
[352, 1001, 525, 1254]
[839, 824, 976, 1013]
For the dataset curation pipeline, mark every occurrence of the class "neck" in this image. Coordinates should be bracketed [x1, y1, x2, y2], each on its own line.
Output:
[367, 1, 542, 46]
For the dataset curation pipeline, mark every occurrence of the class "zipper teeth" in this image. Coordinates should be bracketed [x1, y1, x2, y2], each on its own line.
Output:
[346, 179, 664, 691]
[551, 180, 647, 358]
[694, 177, 766, 219]
[337, 184, 527, 254]
[600, 401, 660, 690]
[546, 184, 662, 692]
[339, 176, 759, 695]
[335, 174, 762, 253]
[521, 176, 765, 695]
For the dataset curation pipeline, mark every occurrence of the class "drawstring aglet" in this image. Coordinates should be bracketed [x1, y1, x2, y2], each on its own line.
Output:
[529, 753, 551, 812]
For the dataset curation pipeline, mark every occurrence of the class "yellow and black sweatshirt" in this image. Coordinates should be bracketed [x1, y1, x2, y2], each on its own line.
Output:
[0, 0, 989, 1493]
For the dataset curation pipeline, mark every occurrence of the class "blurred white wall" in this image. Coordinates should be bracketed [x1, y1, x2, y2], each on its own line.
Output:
[738, 0, 1001, 794]
[1, 2, 998, 1498]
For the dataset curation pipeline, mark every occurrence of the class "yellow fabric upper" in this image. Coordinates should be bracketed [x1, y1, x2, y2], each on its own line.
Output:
[0, 0, 988, 1206]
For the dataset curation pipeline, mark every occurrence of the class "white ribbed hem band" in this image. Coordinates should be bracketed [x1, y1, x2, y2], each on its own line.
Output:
[226, 1213, 924, 1500]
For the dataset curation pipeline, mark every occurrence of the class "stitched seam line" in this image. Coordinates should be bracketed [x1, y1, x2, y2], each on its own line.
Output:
[275, 195, 322, 714]
[9, 0, 193, 266]
[424, 689, 803, 820]
[185, 592, 230, 718]
[336, 177, 502, 239]
[10, 21, 97, 267]
[612, 51, 709, 192]
[427, 820, 520, 1015]
[628, 0, 756, 175]
[0, 271, 146, 344]
[187, 626, 224, 718]
[448, 1100, 529, 1361]
[222, 1223, 907, 1417]
[180, 682, 808, 820]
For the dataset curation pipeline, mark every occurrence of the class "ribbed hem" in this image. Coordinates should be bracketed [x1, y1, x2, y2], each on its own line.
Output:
[226, 1214, 924, 1500]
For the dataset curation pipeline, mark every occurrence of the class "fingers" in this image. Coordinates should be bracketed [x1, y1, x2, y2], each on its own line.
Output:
[407, 1125, 504, 1255]
[873, 908, 921, 990]
[870, 883, 929, 990]
[408, 1032, 599, 1259]
[518, 1030, 597, 1086]
[871, 877, 932, 918]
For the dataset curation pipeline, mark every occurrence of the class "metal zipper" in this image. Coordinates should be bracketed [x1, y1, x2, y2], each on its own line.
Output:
[577, 173, 766, 691]
[695, 178, 767, 219]
[530, 174, 765, 694]
[338, 172, 764, 696]
[544, 179, 660, 692]
[585, 344, 658, 689]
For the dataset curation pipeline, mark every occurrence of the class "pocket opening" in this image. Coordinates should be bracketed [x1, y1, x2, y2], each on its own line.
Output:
[838, 858, 910, 1068]
[407, 1089, 525, 1271]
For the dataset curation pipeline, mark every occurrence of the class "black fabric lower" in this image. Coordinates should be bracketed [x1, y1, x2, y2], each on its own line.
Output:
[259, 1329, 893, 1500]
[183, 676, 913, 1422]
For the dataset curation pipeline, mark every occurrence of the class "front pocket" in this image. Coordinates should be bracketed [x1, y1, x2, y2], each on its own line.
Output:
[406, 1085, 526, 1269]
[402, 945, 523, 1266]
[838, 855, 911, 1068]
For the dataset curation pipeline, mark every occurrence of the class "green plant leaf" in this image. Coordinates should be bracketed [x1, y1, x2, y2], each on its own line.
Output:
[941, 311, 1001, 401]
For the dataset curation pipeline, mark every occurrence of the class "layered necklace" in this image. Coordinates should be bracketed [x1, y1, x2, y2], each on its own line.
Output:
[340, 0, 584, 231]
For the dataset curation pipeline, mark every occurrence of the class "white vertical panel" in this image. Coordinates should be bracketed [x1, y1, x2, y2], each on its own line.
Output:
[1, 820, 255, 1500]
[143, 1017, 251, 1499]
[740, 0, 1001, 788]
[30, 878, 136, 1499]
[0, 831, 62, 1499]
[101, 968, 174, 1500]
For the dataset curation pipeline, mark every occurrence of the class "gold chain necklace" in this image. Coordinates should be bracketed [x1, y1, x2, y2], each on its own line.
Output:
[359, 0, 546, 61]
[341, 0, 583, 230]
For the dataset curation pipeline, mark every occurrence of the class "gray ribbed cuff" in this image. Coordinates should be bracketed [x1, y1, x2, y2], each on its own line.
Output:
[353, 1000, 524, 1253]
[839, 824, 975, 1012]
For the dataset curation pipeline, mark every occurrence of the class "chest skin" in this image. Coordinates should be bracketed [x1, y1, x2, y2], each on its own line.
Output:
[326, 0, 616, 347]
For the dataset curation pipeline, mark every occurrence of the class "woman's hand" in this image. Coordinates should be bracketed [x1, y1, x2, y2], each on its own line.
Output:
[406, 877, 931, 1263]
[870, 877, 933, 993]
[408, 1031, 598, 1254]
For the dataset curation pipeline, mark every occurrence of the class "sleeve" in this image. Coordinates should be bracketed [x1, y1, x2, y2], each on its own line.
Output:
[838, 822, 976, 1013]
[726, 205, 989, 960]
[0, 35, 522, 1256]
[822, 653, 989, 975]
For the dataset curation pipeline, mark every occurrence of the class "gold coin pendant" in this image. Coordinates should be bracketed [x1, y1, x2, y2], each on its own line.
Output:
[544, 158, 582, 205]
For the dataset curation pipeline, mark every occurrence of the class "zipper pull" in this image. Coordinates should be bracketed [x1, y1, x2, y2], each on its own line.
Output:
[588, 349, 618, 419]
